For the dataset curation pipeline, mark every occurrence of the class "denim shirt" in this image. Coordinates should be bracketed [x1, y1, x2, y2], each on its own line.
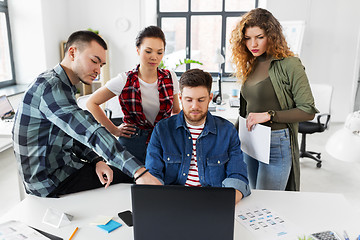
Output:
[146, 111, 251, 198]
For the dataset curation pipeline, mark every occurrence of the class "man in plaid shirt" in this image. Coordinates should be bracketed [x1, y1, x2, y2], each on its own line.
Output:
[12, 30, 160, 197]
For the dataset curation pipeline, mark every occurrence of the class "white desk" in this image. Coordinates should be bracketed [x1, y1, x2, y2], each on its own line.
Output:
[0, 136, 12, 152]
[0, 93, 21, 152]
[1, 184, 359, 240]
[211, 81, 240, 123]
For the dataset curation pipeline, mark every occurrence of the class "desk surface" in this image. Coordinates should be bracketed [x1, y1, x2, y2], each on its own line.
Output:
[0, 135, 12, 152]
[1, 184, 359, 240]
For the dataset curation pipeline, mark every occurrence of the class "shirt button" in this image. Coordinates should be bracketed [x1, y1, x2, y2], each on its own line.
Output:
[187, 154, 190, 157]
[183, 173, 186, 176]
[167, 157, 170, 161]
[217, 160, 220, 164]
[188, 137, 191, 139]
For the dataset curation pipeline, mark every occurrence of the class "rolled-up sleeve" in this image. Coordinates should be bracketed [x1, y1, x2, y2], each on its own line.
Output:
[222, 128, 251, 198]
[145, 124, 165, 184]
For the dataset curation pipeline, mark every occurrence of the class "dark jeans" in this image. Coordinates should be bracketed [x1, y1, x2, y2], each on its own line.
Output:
[48, 164, 133, 198]
[118, 127, 151, 164]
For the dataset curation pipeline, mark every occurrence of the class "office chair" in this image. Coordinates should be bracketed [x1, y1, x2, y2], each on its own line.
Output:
[299, 84, 333, 168]
[104, 96, 124, 126]
[77, 94, 123, 126]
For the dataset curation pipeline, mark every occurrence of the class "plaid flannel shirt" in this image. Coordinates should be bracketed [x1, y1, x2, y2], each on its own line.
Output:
[119, 65, 174, 130]
[12, 64, 143, 197]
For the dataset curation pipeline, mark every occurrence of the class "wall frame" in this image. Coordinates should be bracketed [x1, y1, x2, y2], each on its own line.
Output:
[60, 41, 66, 60]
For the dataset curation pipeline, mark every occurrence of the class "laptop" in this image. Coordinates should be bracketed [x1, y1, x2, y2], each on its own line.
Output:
[0, 95, 15, 136]
[131, 185, 235, 240]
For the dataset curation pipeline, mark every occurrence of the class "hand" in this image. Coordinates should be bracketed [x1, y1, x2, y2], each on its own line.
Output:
[134, 168, 162, 185]
[235, 190, 243, 204]
[95, 161, 113, 189]
[115, 123, 136, 138]
[246, 112, 271, 131]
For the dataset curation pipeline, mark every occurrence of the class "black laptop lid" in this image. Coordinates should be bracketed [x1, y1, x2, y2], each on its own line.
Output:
[131, 185, 235, 240]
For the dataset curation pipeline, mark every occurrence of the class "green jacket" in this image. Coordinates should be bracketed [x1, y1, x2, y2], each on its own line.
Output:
[239, 56, 318, 191]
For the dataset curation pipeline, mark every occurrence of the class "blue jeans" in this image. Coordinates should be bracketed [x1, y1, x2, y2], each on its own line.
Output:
[244, 128, 292, 190]
[118, 127, 151, 164]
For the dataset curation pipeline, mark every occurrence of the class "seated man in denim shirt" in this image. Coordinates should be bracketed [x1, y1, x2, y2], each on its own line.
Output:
[145, 69, 250, 203]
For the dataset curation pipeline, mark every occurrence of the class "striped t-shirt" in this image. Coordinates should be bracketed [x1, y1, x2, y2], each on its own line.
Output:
[185, 122, 204, 187]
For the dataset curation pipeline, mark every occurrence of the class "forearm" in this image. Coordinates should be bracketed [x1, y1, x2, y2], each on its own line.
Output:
[171, 94, 181, 115]
[89, 127, 143, 177]
[272, 108, 315, 123]
[72, 139, 100, 161]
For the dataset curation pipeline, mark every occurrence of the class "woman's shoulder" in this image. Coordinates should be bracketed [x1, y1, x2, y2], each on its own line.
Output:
[275, 56, 302, 66]
[271, 56, 304, 74]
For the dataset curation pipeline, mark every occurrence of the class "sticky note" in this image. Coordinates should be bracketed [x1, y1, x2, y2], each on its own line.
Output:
[90, 215, 112, 225]
[97, 220, 122, 233]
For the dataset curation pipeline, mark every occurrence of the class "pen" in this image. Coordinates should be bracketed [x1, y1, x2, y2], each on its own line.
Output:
[343, 231, 349, 240]
[69, 227, 78, 240]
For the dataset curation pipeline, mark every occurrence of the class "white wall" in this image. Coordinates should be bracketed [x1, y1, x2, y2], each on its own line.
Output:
[8, 0, 360, 121]
[41, 0, 68, 70]
[8, 0, 47, 84]
[9, 0, 149, 82]
[64, 0, 144, 77]
[267, 0, 360, 122]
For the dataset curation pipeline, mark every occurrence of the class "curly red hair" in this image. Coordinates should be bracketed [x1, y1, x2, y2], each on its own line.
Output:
[229, 8, 294, 82]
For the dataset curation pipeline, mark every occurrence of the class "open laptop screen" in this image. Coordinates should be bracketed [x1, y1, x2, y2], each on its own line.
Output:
[0, 95, 15, 120]
[131, 185, 235, 240]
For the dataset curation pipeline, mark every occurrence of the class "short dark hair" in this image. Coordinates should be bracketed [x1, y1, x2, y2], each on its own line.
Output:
[179, 69, 212, 93]
[65, 30, 107, 52]
[135, 26, 166, 48]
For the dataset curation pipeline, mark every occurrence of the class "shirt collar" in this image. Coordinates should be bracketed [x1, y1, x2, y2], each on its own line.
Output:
[176, 111, 217, 135]
[54, 63, 77, 94]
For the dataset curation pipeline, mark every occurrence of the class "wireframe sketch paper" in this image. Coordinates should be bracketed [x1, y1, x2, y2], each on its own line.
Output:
[235, 205, 301, 240]
[0, 220, 50, 239]
[238, 116, 271, 164]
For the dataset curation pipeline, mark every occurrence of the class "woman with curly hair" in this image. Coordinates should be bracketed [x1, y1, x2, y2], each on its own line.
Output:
[230, 8, 318, 191]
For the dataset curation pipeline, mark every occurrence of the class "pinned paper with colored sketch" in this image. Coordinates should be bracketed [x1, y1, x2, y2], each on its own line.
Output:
[238, 116, 271, 164]
[97, 220, 122, 233]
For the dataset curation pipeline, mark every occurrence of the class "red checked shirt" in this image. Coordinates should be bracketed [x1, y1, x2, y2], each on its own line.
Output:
[119, 65, 174, 130]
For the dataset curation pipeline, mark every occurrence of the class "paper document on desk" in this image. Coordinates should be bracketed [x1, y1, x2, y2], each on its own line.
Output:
[0, 220, 50, 239]
[235, 205, 302, 240]
[238, 116, 271, 164]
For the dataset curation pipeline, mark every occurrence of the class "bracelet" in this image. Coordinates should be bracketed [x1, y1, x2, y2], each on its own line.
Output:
[134, 169, 149, 182]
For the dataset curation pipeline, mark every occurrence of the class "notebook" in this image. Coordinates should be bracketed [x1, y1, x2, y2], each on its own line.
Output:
[131, 185, 235, 240]
[0, 95, 15, 136]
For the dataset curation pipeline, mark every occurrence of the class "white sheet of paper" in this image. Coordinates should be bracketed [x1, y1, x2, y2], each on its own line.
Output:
[235, 204, 302, 240]
[239, 116, 271, 164]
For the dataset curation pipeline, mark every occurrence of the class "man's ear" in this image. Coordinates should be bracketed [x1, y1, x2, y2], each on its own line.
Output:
[179, 92, 182, 101]
[68, 46, 76, 61]
[209, 92, 213, 102]
[136, 47, 140, 56]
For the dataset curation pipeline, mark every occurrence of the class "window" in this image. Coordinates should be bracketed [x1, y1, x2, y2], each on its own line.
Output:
[0, 0, 15, 88]
[157, 0, 258, 76]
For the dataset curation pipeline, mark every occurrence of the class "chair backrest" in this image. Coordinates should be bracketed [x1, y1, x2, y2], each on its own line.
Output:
[77, 95, 91, 110]
[105, 96, 124, 119]
[309, 83, 333, 123]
